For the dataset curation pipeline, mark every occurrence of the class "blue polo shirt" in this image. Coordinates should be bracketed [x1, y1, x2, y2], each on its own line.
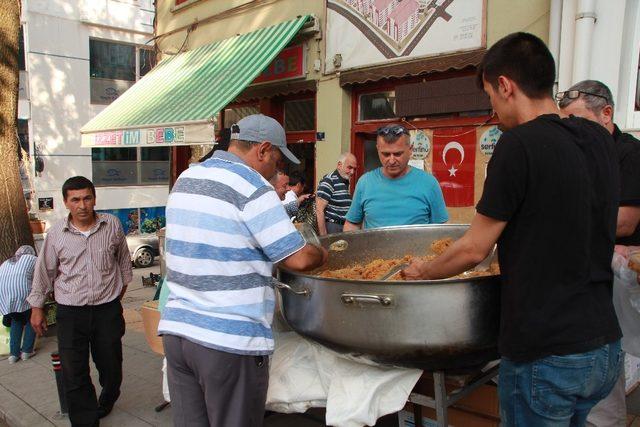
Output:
[345, 167, 448, 229]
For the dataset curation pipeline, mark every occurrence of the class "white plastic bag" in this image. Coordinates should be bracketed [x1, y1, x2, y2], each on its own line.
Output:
[611, 253, 640, 356]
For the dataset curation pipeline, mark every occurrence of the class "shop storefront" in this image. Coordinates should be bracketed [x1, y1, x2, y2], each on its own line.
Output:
[80, 15, 319, 186]
[326, 0, 498, 222]
[220, 43, 318, 188]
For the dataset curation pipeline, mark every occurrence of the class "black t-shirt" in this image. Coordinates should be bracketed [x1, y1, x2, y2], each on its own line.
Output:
[477, 114, 621, 362]
[613, 125, 640, 246]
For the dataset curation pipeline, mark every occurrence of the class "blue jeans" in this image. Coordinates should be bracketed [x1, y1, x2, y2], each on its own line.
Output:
[499, 340, 623, 427]
[9, 313, 36, 357]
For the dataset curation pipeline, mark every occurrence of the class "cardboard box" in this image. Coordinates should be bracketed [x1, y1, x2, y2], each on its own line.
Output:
[140, 300, 164, 355]
[625, 353, 640, 394]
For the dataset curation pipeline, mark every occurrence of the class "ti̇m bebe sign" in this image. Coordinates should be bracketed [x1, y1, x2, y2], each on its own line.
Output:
[253, 45, 304, 84]
[92, 127, 186, 146]
[82, 122, 215, 147]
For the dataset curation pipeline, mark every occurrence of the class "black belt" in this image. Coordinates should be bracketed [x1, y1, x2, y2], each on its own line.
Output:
[326, 218, 345, 225]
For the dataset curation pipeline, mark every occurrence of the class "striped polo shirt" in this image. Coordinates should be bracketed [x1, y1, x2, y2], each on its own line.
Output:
[317, 170, 352, 224]
[158, 150, 305, 355]
[0, 255, 37, 315]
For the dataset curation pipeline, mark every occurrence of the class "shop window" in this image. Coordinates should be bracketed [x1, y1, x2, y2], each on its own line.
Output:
[363, 137, 382, 172]
[223, 105, 260, 128]
[96, 206, 166, 235]
[91, 147, 169, 187]
[358, 91, 396, 121]
[284, 99, 315, 131]
[90, 39, 155, 105]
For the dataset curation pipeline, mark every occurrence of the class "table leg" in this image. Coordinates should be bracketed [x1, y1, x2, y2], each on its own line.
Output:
[434, 371, 448, 427]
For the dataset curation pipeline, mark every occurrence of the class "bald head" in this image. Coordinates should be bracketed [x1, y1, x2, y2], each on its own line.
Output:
[337, 152, 357, 180]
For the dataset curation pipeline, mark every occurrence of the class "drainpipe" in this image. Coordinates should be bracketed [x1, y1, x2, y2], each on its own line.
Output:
[558, 0, 577, 91]
[572, 0, 597, 83]
[549, 0, 563, 94]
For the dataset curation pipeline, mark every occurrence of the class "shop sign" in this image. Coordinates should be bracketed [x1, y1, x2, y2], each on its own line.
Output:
[253, 45, 305, 84]
[38, 197, 53, 211]
[410, 129, 430, 160]
[90, 126, 186, 147]
[326, 0, 485, 73]
[480, 126, 502, 156]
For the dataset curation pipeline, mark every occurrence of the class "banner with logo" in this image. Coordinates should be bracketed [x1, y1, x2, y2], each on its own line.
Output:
[433, 128, 476, 207]
[325, 0, 485, 73]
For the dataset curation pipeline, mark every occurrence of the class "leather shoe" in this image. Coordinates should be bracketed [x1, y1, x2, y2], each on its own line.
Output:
[97, 405, 113, 419]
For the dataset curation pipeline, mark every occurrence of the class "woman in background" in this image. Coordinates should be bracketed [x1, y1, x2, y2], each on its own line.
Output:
[0, 246, 38, 364]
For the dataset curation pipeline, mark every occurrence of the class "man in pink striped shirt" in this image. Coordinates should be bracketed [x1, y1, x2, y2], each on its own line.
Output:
[28, 176, 132, 427]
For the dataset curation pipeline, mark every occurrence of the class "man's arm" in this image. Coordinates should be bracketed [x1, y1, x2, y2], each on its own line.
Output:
[343, 220, 362, 232]
[28, 237, 58, 336]
[279, 243, 328, 271]
[617, 206, 640, 237]
[284, 201, 298, 218]
[403, 213, 506, 280]
[316, 198, 329, 235]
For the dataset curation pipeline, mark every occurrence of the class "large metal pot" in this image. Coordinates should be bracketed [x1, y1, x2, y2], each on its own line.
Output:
[276, 225, 500, 371]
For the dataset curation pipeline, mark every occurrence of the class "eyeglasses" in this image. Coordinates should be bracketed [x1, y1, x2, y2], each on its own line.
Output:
[376, 125, 410, 137]
[555, 90, 610, 104]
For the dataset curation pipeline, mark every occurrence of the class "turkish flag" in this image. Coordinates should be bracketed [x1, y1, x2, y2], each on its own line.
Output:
[432, 128, 476, 207]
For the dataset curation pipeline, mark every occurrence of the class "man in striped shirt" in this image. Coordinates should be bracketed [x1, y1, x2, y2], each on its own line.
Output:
[158, 114, 327, 427]
[28, 176, 132, 426]
[316, 152, 357, 235]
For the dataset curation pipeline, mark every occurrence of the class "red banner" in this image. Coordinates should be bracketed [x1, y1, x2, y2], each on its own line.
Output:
[432, 128, 476, 207]
[253, 45, 304, 84]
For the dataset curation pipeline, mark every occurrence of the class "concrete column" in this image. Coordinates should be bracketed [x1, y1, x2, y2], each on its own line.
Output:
[315, 76, 352, 184]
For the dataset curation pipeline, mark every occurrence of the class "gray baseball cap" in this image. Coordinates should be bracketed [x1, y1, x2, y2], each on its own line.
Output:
[230, 114, 300, 164]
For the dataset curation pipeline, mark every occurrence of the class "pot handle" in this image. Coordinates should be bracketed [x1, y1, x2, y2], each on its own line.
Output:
[341, 293, 394, 307]
[274, 280, 311, 297]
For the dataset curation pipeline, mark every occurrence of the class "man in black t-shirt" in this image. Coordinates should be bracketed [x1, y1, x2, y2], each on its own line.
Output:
[404, 33, 623, 426]
[559, 80, 640, 247]
[559, 80, 640, 427]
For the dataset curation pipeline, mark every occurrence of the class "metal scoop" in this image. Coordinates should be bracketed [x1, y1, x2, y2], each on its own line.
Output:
[329, 239, 348, 252]
[379, 263, 409, 281]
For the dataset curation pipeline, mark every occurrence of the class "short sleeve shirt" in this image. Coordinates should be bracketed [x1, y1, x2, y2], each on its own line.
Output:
[476, 114, 621, 362]
[317, 170, 352, 224]
[158, 151, 305, 355]
[345, 167, 448, 228]
[613, 126, 640, 245]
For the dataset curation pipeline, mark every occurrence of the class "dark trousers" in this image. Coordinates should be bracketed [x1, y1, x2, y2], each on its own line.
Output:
[56, 299, 125, 427]
[163, 334, 269, 427]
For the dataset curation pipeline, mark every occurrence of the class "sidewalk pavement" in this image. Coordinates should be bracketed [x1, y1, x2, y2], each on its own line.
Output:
[0, 308, 173, 426]
[0, 264, 325, 427]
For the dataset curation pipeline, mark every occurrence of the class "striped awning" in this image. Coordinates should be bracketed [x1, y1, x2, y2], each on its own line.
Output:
[81, 15, 310, 147]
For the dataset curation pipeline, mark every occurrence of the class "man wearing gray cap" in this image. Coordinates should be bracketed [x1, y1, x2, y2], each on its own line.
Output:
[158, 114, 327, 427]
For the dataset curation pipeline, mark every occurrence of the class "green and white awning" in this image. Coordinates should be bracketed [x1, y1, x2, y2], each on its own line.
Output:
[81, 15, 310, 147]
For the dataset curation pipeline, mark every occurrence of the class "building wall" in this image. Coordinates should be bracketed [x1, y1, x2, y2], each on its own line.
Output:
[155, 0, 552, 181]
[23, 0, 167, 225]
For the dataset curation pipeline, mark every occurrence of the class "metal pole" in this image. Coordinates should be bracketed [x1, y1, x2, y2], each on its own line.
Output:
[433, 371, 448, 427]
[50, 352, 68, 417]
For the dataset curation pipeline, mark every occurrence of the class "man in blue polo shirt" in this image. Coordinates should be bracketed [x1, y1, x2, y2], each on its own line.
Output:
[158, 114, 327, 427]
[344, 124, 448, 230]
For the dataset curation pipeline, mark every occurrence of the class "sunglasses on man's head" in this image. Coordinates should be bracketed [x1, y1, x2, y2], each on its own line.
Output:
[555, 90, 610, 103]
[376, 125, 410, 137]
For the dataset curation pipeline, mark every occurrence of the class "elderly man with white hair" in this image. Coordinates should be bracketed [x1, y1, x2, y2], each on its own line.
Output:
[316, 152, 358, 235]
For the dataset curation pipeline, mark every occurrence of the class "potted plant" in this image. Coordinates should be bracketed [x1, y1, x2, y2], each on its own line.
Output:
[28, 213, 47, 234]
